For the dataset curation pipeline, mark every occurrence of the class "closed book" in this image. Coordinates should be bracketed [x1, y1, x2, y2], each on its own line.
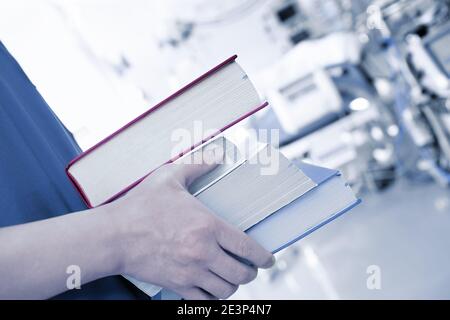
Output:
[66, 55, 268, 208]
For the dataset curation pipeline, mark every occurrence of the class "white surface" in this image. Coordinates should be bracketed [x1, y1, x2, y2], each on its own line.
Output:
[0, 0, 283, 150]
[268, 69, 343, 134]
[234, 179, 450, 299]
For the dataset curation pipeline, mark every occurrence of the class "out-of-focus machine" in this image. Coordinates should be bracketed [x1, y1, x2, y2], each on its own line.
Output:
[357, 0, 450, 187]
[237, 0, 450, 294]
[250, 0, 398, 193]
[248, 0, 450, 193]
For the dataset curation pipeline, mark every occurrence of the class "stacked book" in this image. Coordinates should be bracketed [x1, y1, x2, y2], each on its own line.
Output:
[66, 55, 359, 296]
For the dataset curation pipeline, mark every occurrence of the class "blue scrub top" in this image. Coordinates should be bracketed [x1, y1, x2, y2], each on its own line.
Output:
[0, 41, 148, 299]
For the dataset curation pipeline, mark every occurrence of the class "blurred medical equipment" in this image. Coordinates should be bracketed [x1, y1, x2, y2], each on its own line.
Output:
[251, 30, 397, 193]
[240, 0, 450, 294]
[355, 0, 450, 187]
[247, 0, 450, 193]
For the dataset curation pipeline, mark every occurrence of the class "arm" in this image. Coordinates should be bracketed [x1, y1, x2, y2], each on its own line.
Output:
[0, 204, 120, 299]
[0, 148, 275, 299]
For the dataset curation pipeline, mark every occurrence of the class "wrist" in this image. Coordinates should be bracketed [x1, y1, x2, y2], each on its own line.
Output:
[89, 202, 127, 276]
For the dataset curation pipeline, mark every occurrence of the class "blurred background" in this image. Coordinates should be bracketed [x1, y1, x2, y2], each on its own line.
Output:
[2, 0, 450, 299]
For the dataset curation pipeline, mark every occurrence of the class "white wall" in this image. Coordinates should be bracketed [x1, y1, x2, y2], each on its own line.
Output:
[0, 0, 284, 149]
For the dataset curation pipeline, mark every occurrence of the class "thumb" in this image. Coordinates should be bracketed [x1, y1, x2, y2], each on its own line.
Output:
[172, 145, 224, 187]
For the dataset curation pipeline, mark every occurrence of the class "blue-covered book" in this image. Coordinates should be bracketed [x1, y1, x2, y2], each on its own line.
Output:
[183, 137, 360, 253]
[247, 160, 360, 253]
[124, 137, 359, 297]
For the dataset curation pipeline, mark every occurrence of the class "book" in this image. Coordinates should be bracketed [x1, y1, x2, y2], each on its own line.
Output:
[246, 160, 360, 254]
[174, 137, 359, 253]
[123, 137, 359, 296]
[65, 55, 359, 297]
[177, 137, 318, 232]
[66, 55, 268, 208]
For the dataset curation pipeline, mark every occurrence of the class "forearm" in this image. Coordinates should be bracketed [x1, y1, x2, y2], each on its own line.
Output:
[0, 204, 121, 299]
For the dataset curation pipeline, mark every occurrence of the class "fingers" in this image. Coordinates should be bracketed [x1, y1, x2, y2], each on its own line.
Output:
[215, 220, 275, 269]
[209, 249, 258, 285]
[197, 271, 239, 300]
[172, 146, 224, 187]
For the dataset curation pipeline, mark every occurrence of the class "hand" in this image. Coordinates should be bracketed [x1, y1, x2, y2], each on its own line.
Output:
[108, 148, 275, 300]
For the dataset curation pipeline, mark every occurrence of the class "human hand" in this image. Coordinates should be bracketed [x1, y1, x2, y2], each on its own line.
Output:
[108, 148, 275, 299]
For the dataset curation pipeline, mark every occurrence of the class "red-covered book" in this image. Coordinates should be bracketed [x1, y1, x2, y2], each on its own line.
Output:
[66, 55, 268, 207]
